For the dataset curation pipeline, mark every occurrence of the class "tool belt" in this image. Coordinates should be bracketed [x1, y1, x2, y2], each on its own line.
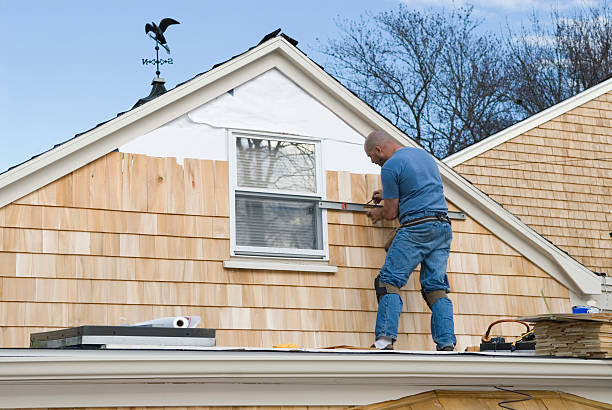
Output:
[384, 214, 451, 251]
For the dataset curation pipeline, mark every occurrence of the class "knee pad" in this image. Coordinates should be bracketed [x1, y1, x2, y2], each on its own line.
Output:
[374, 276, 401, 304]
[421, 289, 448, 310]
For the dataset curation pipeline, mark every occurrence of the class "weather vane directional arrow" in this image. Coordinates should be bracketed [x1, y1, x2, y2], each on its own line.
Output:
[142, 18, 180, 77]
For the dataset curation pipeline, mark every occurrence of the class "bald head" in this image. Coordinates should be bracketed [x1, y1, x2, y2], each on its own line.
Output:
[364, 130, 402, 166]
[364, 130, 396, 152]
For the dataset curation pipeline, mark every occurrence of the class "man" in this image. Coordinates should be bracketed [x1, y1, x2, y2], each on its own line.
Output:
[364, 130, 456, 351]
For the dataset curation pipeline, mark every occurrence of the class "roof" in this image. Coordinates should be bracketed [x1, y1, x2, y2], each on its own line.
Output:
[444, 76, 612, 167]
[355, 390, 612, 409]
[0, 31, 603, 296]
[1, 348, 611, 407]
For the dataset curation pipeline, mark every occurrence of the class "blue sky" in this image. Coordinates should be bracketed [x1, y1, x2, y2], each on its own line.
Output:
[0, 0, 596, 172]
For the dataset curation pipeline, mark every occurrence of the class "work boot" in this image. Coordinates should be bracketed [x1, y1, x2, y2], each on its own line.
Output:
[370, 343, 394, 350]
[372, 336, 394, 350]
[437, 345, 454, 351]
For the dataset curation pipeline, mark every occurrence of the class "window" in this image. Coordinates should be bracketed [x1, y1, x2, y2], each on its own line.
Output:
[229, 132, 327, 259]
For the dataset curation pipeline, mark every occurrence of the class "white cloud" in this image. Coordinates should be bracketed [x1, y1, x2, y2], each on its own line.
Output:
[516, 34, 557, 46]
[398, 0, 537, 11]
[398, 0, 605, 12]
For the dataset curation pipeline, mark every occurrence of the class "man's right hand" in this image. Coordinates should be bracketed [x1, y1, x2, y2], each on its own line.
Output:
[371, 189, 383, 204]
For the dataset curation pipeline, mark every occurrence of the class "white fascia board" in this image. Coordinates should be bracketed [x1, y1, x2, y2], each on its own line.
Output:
[0, 349, 611, 408]
[444, 76, 612, 167]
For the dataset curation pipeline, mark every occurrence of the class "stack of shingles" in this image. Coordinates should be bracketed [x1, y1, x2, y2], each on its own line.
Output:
[519, 313, 612, 359]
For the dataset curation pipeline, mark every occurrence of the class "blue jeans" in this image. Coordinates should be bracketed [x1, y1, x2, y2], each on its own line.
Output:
[375, 220, 456, 350]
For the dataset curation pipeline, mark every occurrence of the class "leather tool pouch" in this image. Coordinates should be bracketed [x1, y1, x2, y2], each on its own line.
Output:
[384, 227, 399, 252]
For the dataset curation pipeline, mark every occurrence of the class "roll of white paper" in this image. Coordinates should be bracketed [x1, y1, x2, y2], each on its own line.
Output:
[173, 317, 188, 328]
[132, 316, 201, 328]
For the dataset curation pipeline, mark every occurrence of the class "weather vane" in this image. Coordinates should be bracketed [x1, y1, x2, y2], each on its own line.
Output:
[142, 18, 180, 77]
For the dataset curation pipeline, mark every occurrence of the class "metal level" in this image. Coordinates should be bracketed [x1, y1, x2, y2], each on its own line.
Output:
[447, 211, 466, 220]
[317, 200, 466, 220]
[318, 200, 379, 212]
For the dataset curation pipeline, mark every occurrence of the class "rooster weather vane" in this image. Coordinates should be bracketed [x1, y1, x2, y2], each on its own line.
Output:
[142, 18, 180, 77]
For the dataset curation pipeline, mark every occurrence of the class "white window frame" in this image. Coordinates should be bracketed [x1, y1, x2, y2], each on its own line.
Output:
[228, 129, 329, 260]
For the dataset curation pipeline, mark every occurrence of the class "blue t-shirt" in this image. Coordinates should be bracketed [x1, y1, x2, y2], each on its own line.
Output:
[381, 147, 447, 222]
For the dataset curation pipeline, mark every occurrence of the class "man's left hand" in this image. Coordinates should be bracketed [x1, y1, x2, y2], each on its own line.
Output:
[367, 207, 384, 224]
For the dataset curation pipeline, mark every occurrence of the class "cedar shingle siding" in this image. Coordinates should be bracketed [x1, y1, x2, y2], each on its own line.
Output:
[454, 94, 612, 275]
[0, 152, 570, 350]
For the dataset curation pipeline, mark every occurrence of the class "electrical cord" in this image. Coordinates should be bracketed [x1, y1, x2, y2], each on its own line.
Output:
[481, 319, 531, 343]
[495, 386, 533, 409]
[511, 329, 535, 348]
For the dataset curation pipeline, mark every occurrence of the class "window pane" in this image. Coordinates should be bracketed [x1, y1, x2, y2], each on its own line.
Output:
[236, 136, 316, 192]
[236, 194, 322, 250]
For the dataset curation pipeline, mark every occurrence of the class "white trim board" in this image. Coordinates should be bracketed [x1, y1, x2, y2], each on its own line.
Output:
[0, 36, 602, 296]
[444, 76, 612, 167]
[223, 257, 338, 272]
[0, 349, 611, 407]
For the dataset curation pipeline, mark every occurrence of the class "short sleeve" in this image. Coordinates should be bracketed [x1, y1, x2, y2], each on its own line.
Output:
[381, 167, 399, 199]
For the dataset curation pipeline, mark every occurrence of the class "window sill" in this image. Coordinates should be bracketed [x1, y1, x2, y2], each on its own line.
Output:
[223, 257, 338, 273]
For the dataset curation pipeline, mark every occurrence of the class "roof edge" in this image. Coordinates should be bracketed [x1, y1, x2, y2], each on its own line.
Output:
[0, 349, 610, 407]
[444, 76, 612, 167]
[2, 349, 610, 382]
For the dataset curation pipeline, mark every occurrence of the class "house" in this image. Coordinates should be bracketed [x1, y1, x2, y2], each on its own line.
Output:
[445, 78, 612, 309]
[0, 31, 610, 408]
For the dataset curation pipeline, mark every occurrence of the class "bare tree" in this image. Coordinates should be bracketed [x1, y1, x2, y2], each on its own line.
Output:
[322, 5, 511, 158]
[559, 5, 612, 91]
[323, 2, 612, 156]
[322, 9, 447, 148]
[430, 9, 513, 155]
[506, 3, 612, 116]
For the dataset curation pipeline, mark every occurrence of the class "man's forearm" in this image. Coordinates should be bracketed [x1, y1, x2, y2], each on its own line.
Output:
[367, 195, 398, 223]
[382, 198, 399, 220]
[382, 207, 398, 220]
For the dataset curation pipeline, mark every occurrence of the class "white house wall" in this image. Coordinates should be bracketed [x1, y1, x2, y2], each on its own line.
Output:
[120, 68, 380, 174]
[119, 116, 228, 163]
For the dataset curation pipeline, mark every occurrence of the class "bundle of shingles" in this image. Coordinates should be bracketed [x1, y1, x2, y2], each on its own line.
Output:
[519, 313, 612, 359]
